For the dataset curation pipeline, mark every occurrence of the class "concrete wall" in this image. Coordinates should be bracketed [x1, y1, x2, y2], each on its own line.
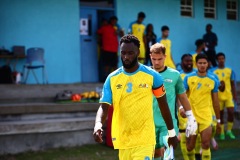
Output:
[0, 0, 81, 84]
[116, 0, 240, 80]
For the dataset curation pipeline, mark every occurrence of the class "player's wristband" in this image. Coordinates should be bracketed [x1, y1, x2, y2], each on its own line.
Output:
[168, 129, 176, 138]
[179, 105, 184, 110]
[217, 119, 221, 123]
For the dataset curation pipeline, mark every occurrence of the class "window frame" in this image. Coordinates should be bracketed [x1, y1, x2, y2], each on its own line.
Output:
[180, 0, 194, 17]
[226, 0, 238, 20]
[204, 0, 216, 19]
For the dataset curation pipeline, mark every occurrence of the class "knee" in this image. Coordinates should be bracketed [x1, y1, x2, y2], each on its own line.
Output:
[201, 141, 210, 149]
[154, 148, 162, 158]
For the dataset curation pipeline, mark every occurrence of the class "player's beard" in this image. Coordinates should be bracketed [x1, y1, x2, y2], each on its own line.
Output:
[121, 55, 138, 69]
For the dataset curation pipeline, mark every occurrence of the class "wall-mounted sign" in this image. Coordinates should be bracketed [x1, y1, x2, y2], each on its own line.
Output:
[80, 18, 88, 35]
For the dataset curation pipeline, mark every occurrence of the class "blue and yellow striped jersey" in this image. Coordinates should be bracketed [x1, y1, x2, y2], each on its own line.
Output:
[128, 21, 146, 58]
[183, 72, 218, 123]
[210, 67, 234, 100]
[100, 64, 165, 149]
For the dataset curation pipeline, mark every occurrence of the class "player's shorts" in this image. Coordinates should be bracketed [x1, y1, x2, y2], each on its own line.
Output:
[101, 50, 118, 67]
[118, 145, 154, 160]
[139, 41, 146, 59]
[155, 119, 179, 148]
[219, 99, 234, 110]
[198, 121, 212, 133]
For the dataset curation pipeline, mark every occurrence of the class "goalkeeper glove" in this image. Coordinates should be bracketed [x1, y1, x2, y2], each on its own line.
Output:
[185, 110, 197, 137]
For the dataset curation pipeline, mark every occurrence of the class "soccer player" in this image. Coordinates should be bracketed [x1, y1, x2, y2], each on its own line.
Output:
[128, 12, 146, 64]
[150, 43, 197, 160]
[184, 54, 221, 160]
[190, 39, 206, 69]
[211, 52, 238, 140]
[93, 35, 178, 160]
[179, 54, 201, 160]
[157, 25, 176, 69]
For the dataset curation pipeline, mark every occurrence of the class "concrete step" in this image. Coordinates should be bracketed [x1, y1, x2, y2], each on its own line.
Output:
[0, 102, 99, 115]
[0, 116, 95, 136]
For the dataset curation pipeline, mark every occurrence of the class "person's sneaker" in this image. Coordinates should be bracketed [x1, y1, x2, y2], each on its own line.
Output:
[219, 133, 225, 140]
[226, 131, 236, 139]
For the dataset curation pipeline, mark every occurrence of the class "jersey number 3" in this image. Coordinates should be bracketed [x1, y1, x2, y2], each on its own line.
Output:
[126, 82, 133, 93]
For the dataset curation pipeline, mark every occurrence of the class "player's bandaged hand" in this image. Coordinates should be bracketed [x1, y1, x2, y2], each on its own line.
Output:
[163, 136, 174, 160]
[185, 110, 197, 137]
[93, 122, 103, 143]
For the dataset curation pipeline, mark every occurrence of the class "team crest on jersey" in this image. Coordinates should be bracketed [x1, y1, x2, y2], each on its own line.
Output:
[116, 84, 122, 89]
[205, 83, 211, 88]
[139, 83, 149, 88]
[144, 156, 150, 160]
[165, 78, 173, 83]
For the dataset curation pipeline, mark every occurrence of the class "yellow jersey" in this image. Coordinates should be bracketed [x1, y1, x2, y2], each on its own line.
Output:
[100, 64, 166, 149]
[158, 38, 176, 69]
[128, 22, 146, 59]
[211, 67, 234, 100]
[183, 72, 218, 124]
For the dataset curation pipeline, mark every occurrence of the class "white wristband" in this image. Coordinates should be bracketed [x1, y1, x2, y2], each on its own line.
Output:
[168, 129, 176, 138]
[185, 110, 194, 120]
[179, 105, 184, 110]
[217, 119, 221, 123]
[94, 122, 102, 132]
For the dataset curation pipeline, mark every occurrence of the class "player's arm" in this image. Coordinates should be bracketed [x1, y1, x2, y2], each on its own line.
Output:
[93, 76, 112, 143]
[153, 85, 178, 149]
[93, 103, 110, 143]
[178, 93, 197, 137]
[231, 80, 237, 102]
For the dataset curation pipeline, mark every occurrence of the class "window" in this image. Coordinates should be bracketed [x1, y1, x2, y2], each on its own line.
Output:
[204, 0, 216, 19]
[227, 0, 238, 20]
[181, 0, 193, 17]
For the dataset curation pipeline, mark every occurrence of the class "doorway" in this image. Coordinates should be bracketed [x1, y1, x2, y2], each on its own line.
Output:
[79, 7, 115, 82]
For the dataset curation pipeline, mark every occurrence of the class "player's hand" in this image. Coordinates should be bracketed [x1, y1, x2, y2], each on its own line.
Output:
[168, 136, 178, 149]
[93, 122, 103, 143]
[219, 81, 225, 92]
[179, 108, 187, 118]
[186, 110, 197, 137]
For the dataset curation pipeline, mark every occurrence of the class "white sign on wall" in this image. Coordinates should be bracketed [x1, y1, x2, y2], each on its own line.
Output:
[80, 18, 88, 35]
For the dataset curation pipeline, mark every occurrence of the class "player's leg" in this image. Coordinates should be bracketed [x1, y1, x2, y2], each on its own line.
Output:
[200, 125, 212, 160]
[195, 134, 202, 160]
[226, 99, 235, 139]
[211, 110, 218, 150]
[219, 100, 225, 140]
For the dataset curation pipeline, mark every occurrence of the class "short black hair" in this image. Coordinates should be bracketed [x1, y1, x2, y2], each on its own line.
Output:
[161, 25, 169, 32]
[196, 53, 208, 63]
[138, 12, 146, 18]
[181, 53, 192, 61]
[216, 52, 225, 59]
[195, 39, 204, 47]
[120, 34, 140, 49]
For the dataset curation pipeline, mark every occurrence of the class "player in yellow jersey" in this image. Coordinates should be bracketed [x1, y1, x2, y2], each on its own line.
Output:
[211, 52, 238, 140]
[93, 35, 178, 160]
[184, 54, 221, 160]
[191, 39, 206, 69]
[157, 25, 176, 69]
[179, 54, 201, 160]
[128, 12, 146, 64]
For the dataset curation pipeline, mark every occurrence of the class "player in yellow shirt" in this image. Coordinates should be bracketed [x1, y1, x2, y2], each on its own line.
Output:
[191, 39, 206, 69]
[157, 25, 176, 69]
[184, 54, 221, 160]
[128, 12, 146, 64]
[211, 52, 238, 140]
[93, 35, 178, 160]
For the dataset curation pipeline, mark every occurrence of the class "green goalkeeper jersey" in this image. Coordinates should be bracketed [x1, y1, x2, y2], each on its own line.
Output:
[153, 66, 186, 127]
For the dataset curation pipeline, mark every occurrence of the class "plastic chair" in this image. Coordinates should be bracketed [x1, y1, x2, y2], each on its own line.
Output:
[22, 47, 48, 84]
